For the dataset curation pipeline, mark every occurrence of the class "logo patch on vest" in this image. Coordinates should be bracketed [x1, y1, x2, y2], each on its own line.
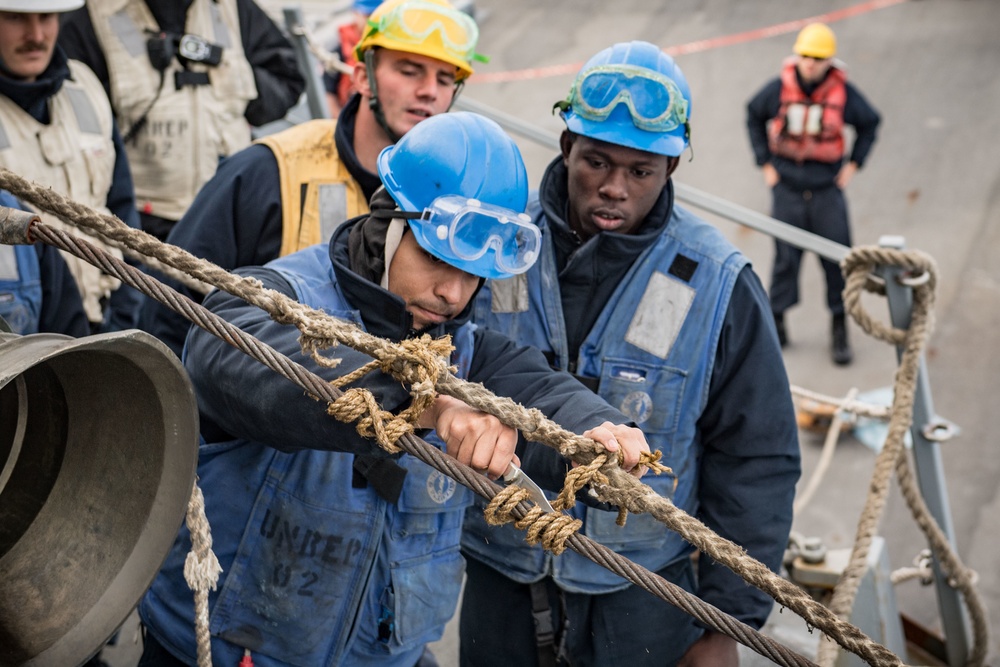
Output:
[426, 470, 457, 504]
[490, 274, 529, 313]
[619, 390, 654, 425]
[625, 271, 695, 359]
[668, 254, 699, 282]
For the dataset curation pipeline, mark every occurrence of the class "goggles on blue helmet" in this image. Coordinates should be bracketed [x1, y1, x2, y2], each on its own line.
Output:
[560, 64, 689, 134]
[374, 195, 541, 279]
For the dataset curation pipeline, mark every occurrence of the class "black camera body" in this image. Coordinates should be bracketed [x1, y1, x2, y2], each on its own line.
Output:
[146, 31, 223, 72]
[177, 34, 223, 67]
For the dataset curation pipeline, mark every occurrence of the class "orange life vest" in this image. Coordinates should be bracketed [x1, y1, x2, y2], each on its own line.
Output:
[767, 57, 847, 164]
[336, 22, 363, 107]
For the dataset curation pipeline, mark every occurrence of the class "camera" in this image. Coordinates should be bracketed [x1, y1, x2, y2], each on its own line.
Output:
[177, 34, 223, 67]
[146, 31, 223, 72]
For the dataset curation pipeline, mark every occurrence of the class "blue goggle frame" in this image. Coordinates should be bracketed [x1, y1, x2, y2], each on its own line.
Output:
[566, 64, 689, 133]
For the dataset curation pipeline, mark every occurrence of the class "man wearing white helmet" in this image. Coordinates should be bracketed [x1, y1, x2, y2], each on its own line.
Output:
[0, 0, 143, 333]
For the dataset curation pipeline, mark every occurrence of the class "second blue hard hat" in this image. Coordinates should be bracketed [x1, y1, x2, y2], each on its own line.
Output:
[557, 40, 692, 157]
[376, 112, 537, 279]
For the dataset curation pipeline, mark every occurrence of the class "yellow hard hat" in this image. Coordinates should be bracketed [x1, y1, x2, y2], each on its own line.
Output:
[793, 23, 837, 59]
[355, 0, 481, 81]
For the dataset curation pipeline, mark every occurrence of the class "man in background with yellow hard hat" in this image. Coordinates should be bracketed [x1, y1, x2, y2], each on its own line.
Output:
[137, 0, 484, 357]
[747, 22, 880, 365]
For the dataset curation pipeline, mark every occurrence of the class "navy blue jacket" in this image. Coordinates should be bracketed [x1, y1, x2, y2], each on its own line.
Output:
[138, 96, 379, 356]
[746, 65, 881, 191]
[187, 219, 624, 468]
[521, 157, 800, 627]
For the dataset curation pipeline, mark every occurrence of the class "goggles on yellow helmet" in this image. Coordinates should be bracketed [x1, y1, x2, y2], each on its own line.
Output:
[358, 0, 486, 78]
[562, 64, 689, 133]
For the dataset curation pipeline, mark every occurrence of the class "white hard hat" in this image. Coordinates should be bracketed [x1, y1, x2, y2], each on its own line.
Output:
[0, 0, 84, 11]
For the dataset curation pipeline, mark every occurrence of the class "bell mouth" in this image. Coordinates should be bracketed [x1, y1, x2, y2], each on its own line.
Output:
[0, 330, 198, 667]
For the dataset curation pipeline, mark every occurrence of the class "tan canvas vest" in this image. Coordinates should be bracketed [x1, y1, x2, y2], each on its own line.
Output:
[255, 120, 370, 256]
[0, 60, 123, 324]
[88, 0, 257, 221]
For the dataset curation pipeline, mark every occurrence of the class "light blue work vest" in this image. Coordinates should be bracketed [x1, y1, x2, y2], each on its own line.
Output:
[140, 244, 475, 666]
[0, 243, 41, 335]
[462, 203, 746, 594]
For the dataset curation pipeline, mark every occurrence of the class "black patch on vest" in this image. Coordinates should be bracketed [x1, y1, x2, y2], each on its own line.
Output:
[668, 254, 699, 282]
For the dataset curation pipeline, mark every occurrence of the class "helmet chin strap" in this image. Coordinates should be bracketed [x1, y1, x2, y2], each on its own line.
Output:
[364, 48, 401, 144]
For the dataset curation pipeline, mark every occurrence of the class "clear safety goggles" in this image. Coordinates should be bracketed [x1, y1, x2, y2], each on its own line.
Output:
[567, 64, 689, 133]
[412, 196, 540, 276]
[367, 0, 481, 61]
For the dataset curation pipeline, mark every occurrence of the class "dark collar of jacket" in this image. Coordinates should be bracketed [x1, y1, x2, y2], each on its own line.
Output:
[335, 93, 382, 201]
[329, 216, 476, 342]
[147, 0, 196, 35]
[537, 155, 675, 272]
[0, 46, 70, 124]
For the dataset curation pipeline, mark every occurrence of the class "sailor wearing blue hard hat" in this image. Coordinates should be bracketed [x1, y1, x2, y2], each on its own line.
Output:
[137, 109, 650, 667]
[460, 41, 800, 667]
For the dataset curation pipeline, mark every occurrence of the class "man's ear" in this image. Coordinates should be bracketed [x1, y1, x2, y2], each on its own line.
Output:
[353, 60, 372, 97]
[559, 130, 575, 164]
[665, 156, 681, 179]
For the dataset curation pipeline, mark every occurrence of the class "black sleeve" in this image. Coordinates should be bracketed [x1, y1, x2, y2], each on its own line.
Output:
[185, 266, 411, 453]
[237, 0, 306, 126]
[745, 78, 782, 167]
[844, 82, 881, 168]
[138, 144, 284, 356]
[58, 9, 112, 100]
[694, 265, 801, 628]
[36, 243, 90, 337]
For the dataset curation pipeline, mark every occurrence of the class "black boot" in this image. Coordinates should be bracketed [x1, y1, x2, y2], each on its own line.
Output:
[831, 314, 853, 365]
[773, 312, 788, 348]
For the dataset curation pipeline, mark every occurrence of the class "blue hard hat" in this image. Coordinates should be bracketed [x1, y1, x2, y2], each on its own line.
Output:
[376, 112, 536, 279]
[352, 0, 383, 15]
[558, 41, 692, 157]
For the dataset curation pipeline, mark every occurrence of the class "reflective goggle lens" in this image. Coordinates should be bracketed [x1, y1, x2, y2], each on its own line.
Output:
[570, 64, 688, 132]
[423, 196, 540, 275]
[372, 1, 478, 57]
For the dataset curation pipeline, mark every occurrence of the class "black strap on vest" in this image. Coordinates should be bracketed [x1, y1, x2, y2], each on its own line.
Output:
[529, 579, 574, 666]
[352, 454, 407, 503]
[174, 70, 211, 88]
[542, 351, 600, 394]
[529, 581, 559, 667]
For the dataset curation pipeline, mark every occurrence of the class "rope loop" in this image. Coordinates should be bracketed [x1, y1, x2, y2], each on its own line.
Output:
[484, 485, 582, 555]
[840, 245, 938, 347]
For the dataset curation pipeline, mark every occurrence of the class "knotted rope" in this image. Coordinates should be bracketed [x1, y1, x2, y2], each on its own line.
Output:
[182, 479, 222, 667]
[484, 486, 583, 555]
[815, 246, 989, 667]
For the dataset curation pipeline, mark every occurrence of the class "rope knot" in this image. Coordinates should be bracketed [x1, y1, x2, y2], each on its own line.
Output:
[484, 486, 582, 555]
